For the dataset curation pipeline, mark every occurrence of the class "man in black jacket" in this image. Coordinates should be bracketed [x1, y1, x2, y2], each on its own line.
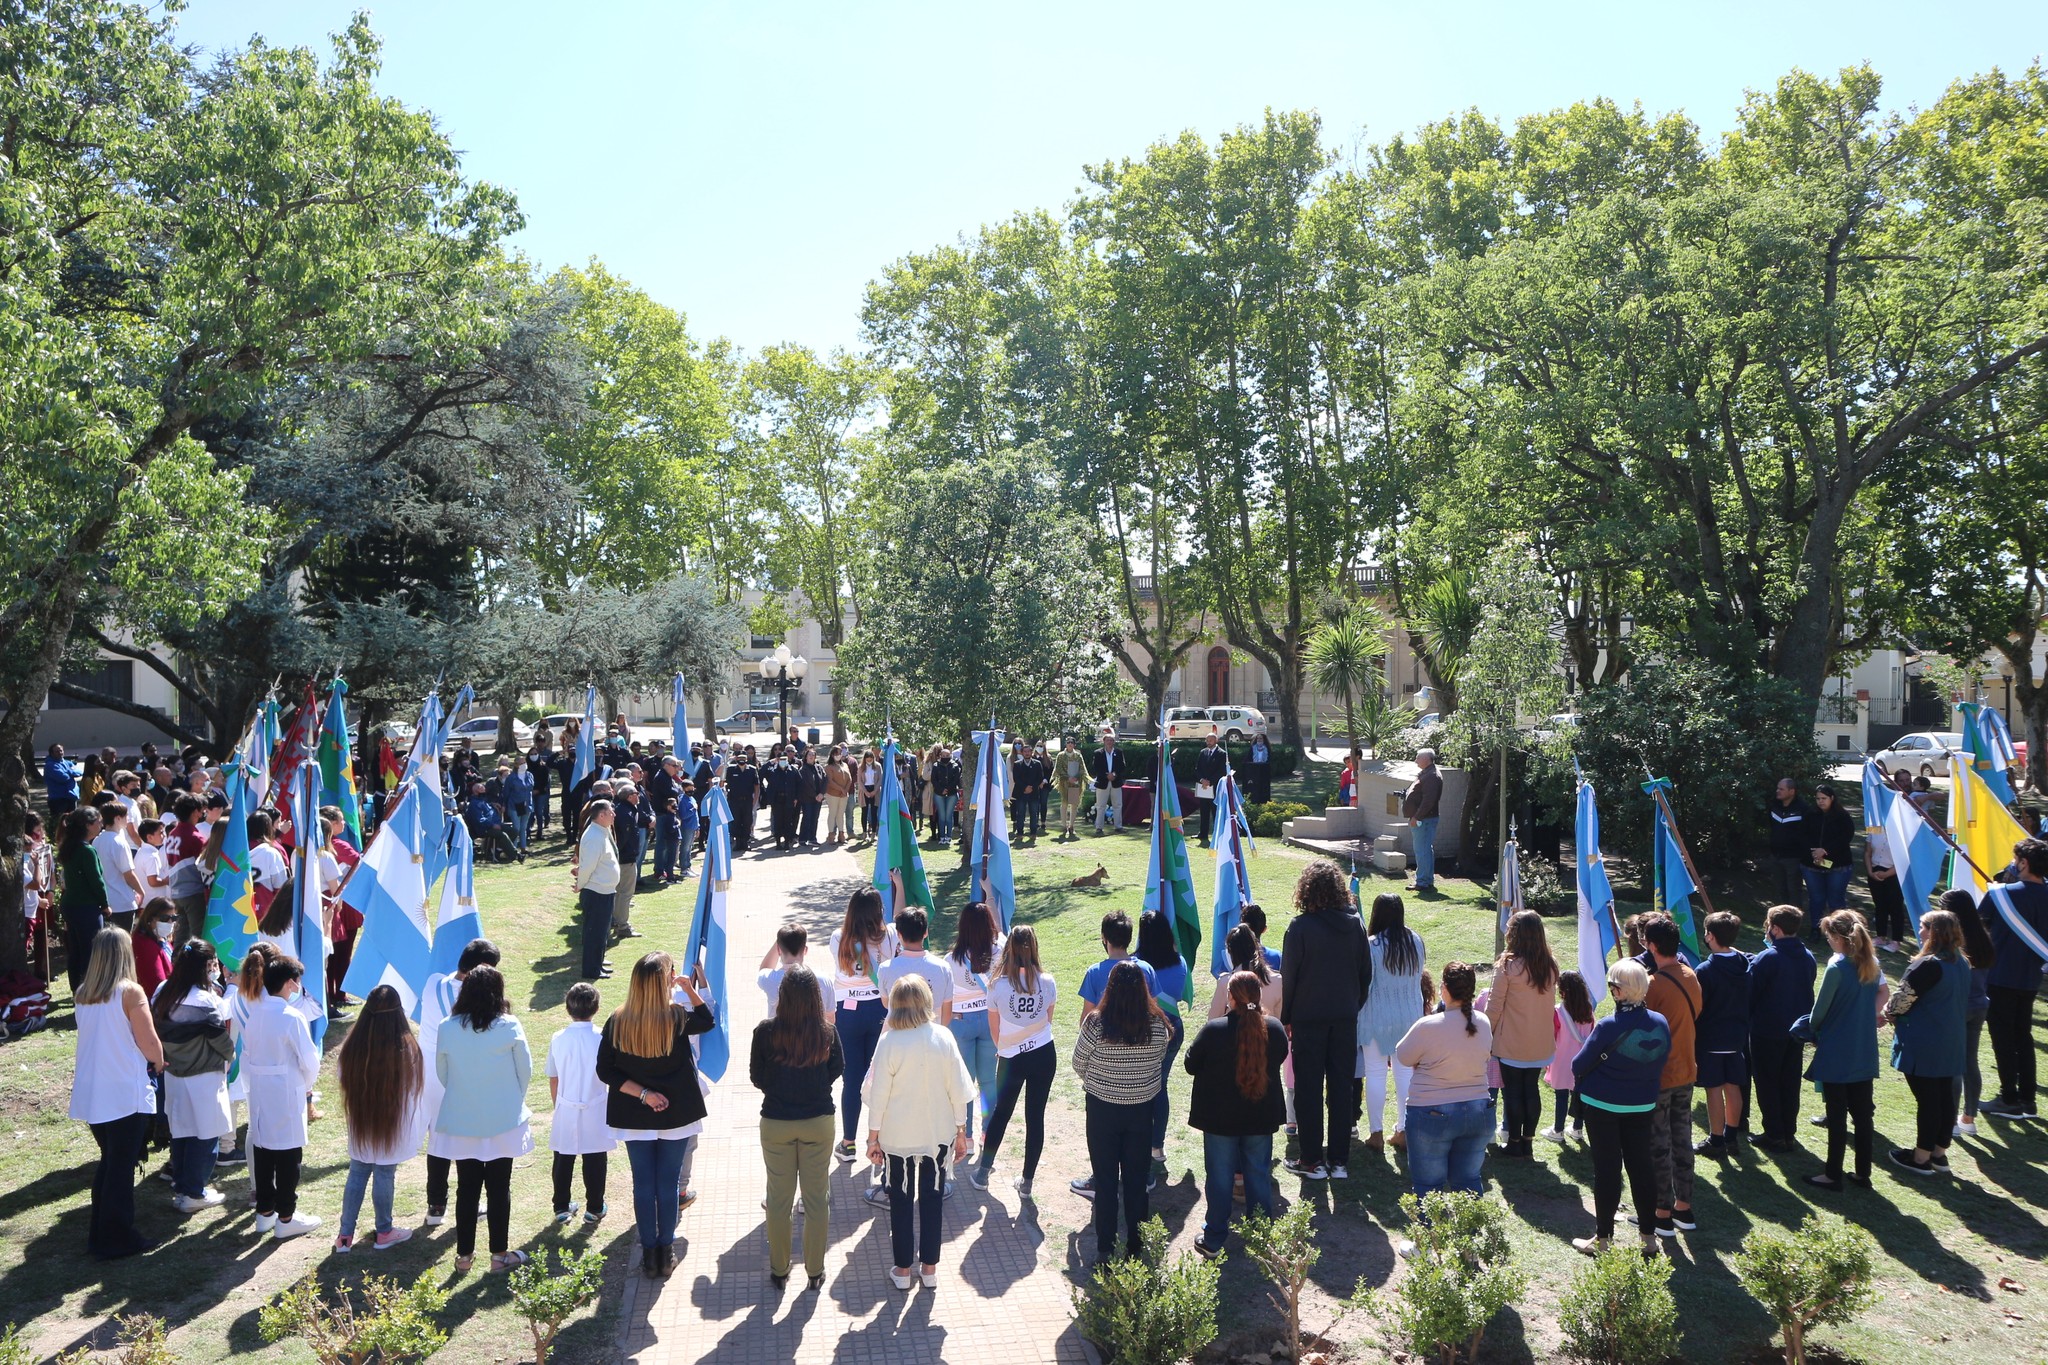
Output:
[1012, 742, 1047, 839]
[929, 747, 961, 843]
[1764, 778, 1813, 910]
[1194, 731, 1230, 847]
[795, 751, 823, 846]
[1090, 735, 1126, 834]
[726, 753, 760, 854]
[764, 748, 801, 850]
[1279, 861, 1373, 1180]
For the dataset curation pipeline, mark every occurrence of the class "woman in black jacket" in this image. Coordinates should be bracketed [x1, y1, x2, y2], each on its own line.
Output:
[1803, 784, 1857, 932]
[595, 952, 715, 1279]
[750, 967, 843, 1290]
[1186, 971, 1288, 1259]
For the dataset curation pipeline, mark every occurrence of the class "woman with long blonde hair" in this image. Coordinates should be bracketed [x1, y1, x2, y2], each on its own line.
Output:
[1801, 910, 1889, 1191]
[596, 952, 714, 1279]
[970, 925, 1059, 1194]
[69, 927, 164, 1258]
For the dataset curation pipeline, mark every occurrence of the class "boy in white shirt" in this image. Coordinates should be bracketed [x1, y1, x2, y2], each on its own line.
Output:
[132, 818, 169, 901]
[878, 907, 952, 1026]
[758, 921, 835, 1018]
[547, 982, 615, 1223]
[93, 805, 143, 930]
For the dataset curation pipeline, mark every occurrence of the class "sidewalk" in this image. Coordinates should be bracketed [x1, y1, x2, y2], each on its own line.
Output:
[617, 837, 1094, 1365]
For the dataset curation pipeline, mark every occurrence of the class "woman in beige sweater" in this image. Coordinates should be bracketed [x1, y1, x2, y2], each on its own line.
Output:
[864, 976, 974, 1290]
[1487, 911, 1560, 1159]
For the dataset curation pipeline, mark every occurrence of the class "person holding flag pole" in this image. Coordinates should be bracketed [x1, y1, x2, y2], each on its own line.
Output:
[1208, 762, 1256, 979]
[1573, 768, 1621, 1004]
[969, 721, 1017, 932]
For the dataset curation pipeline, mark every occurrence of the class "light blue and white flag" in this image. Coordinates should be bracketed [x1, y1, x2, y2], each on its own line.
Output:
[683, 785, 733, 1081]
[671, 673, 690, 759]
[340, 780, 435, 1018]
[1963, 702, 2020, 805]
[1497, 827, 1524, 944]
[969, 726, 1017, 930]
[572, 684, 598, 792]
[399, 692, 444, 790]
[288, 757, 329, 1043]
[1864, 759, 1946, 933]
[1575, 774, 1618, 1002]
[441, 684, 475, 749]
[1208, 769, 1255, 977]
[427, 814, 480, 981]
[1984, 882, 2048, 964]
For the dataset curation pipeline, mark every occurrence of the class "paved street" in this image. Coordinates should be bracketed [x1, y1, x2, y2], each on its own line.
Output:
[617, 838, 1095, 1365]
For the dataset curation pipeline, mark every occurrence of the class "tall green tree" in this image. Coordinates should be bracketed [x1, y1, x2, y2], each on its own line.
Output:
[0, 4, 519, 972]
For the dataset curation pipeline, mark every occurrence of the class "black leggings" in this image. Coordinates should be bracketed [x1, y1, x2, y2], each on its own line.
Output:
[981, 1043, 1056, 1179]
[455, 1156, 513, 1257]
[1904, 1073, 1954, 1153]
[1822, 1079, 1874, 1180]
[1583, 1107, 1657, 1238]
[552, 1152, 608, 1213]
[252, 1145, 303, 1221]
[1869, 873, 1910, 942]
[1499, 1063, 1542, 1143]
[426, 1153, 450, 1212]
[1553, 1087, 1582, 1133]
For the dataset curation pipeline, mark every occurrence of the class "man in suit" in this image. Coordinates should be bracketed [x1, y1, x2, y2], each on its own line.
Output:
[1090, 734, 1126, 834]
[1012, 741, 1047, 839]
[726, 750, 761, 853]
[796, 749, 824, 846]
[1194, 730, 1229, 846]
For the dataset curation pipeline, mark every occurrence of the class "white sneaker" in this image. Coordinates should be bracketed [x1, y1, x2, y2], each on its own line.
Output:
[273, 1214, 322, 1240]
[919, 1266, 938, 1288]
[1327, 1165, 1348, 1180]
[254, 1213, 277, 1234]
[173, 1190, 226, 1214]
[1395, 1239, 1418, 1260]
[889, 1267, 912, 1290]
[1540, 1128, 1567, 1143]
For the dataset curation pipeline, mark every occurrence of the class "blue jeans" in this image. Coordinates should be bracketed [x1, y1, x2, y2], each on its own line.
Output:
[625, 1136, 693, 1251]
[676, 823, 696, 875]
[508, 803, 532, 852]
[835, 998, 887, 1142]
[1802, 864, 1853, 926]
[1201, 1131, 1275, 1247]
[949, 1010, 998, 1127]
[1152, 1015, 1184, 1150]
[932, 798, 953, 841]
[169, 1134, 216, 1199]
[1404, 1096, 1494, 1196]
[654, 821, 681, 879]
[341, 1158, 397, 1238]
[1412, 817, 1439, 888]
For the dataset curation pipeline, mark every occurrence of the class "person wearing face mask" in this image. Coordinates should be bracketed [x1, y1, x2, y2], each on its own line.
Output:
[131, 898, 178, 999]
[241, 954, 324, 1239]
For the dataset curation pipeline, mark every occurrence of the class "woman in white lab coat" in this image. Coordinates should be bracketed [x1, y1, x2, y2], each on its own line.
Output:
[241, 953, 322, 1239]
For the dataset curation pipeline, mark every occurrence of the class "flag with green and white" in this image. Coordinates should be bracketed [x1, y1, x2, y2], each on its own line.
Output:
[1143, 714, 1200, 1003]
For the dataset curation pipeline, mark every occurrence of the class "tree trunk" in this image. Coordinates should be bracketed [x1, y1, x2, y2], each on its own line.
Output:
[1771, 486, 1854, 711]
[0, 572, 89, 974]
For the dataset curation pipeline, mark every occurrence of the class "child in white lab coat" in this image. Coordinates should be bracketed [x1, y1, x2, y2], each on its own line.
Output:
[547, 981, 616, 1222]
[240, 954, 322, 1238]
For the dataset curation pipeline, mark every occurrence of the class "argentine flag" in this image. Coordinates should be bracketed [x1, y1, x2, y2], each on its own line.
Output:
[671, 673, 690, 759]
[1650, 792, 1702, 962]
[1863, 759, 1945, 933]
[288, 757, 330, 1043]
[683, 786, 734, 1081]
[1574, 776, 1618, 1002]
[1496, 830, 1524, 944]
[572, 684, 599, 792]
[1209, 770, 1254, 977]
[874, 735, 935, 912]
[969, 727, 1017, 930]
[340, 779, 436, 1018]
[427, 814, 481, 980]
[399, 692, 444, 789]
[1962, 701, 2020, 805]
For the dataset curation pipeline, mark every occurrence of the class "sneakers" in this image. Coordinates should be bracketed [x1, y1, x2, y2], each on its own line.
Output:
[1327, 1165, 1349, 1180]
[1069, 1175, 1095, 1198]
[919, 1266, 938, 1288]
[889, 1267, 913, 1290]
[584, 1204, 607, 1223]
[214, 1148, 247, 1167]
[1955, 1119, 1979, 1138]
[1571, 1236, 1610, 1257]
[1192, 1237, 1223, 1261]
[835, 1139, 858, 1161]
[273, 1213, 322, 1240]
[1694, 1134, 1729, 1155]
[555, 1203, 580, 1224]
[1670, 1208, 1697, 1232]
[424, 1207, 446, 1227]
[862, 1185, 892, 1208]
[1016, 1177, 1034, 1198]
[1394, 1239, 1418, 1260]
[1982, 1099, 2041, 1120]
[1653, 1214, 1677, 1238]
[1540, 1128, 1566, 1143]
[966, 1164, 992, 1191]
[254, 1212, 277, 1234]
[173, 1189, 225, 1214]
[1282, 1158, 1327, 1180]
[679, 1189, 698, 1212]
[373, 1228, 413, 1250]
[333, 1235, 352, 1254]
[1889, 1147, 1939, 1176]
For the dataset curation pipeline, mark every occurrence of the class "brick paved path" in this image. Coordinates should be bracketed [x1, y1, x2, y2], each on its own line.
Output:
[618, 838, 1095, 1365]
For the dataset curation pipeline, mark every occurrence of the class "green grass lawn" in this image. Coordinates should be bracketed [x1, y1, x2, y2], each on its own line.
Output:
[3, 755, 2043, 1364]
[863, 760, 2048, 1365]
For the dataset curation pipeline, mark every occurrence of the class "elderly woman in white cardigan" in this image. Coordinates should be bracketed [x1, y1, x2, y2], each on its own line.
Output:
[863, 974, 975, 1290]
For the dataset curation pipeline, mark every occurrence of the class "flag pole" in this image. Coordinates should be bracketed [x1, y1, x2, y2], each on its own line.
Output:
[1640, 766, 1718, 917]
[979, 715, 996, 903]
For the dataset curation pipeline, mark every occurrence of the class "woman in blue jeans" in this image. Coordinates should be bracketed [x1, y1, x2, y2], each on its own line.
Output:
[596, 953, 715, 1279]
[828, 888, 898, 1158]
[946, 898, 1003, 1142]
[1394, 962, 1496, 1199]
[1802, 784, 1856, 929]
[1137, 911, 1190, 1173]
[1186, 971, 1288, 1259]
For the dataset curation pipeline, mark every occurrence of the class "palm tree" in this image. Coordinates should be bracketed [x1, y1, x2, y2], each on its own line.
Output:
[1307, 604, 1393, 752]
[1408, 571, 1479, 715]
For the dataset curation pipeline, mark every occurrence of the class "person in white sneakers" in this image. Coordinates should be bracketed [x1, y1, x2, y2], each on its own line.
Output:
[420, 937, 498, 1226]
[242, 954, 323, 1239]
[152, 939, 233, 1213]
[548, 981, 616, 1225]
[334, 984, 425, 1252]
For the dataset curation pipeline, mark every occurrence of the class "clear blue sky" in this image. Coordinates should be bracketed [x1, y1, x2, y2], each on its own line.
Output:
[175, 1, 2045, 355]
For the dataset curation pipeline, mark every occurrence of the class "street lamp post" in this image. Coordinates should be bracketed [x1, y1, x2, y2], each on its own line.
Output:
[756, 644, 809, 743]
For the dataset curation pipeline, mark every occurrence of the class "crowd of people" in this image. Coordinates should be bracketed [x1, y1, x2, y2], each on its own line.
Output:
[42, 728, 2048, 1312]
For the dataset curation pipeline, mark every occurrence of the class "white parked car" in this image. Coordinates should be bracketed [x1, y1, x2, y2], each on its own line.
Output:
[1163, 705, 1270, 742]
[442, 715, 534, 751]
[1868, 731, 1965, 777]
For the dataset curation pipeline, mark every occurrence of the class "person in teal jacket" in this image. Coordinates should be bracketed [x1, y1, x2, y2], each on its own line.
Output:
[1885, 909, 1969, 1175]
[432, 966, 534, 1273]
[1797, 911, 1887, 1191]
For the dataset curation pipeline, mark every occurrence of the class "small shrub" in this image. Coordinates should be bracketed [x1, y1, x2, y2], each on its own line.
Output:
[1558, 1244, 1681, 1364]
[1249, 801, 1313, 838]
[1514, 851, 1570, 915]
[55, 1316, 176, 1365]
[1072, 1217, 1221, 1364]
[510, 1248, 606, 1365]
[1355, 1191, 1527, 1365]
[0, 1324, 29, 1365]
[1732, 1214, 1879, 1365]
[1240, 1202, 1321, 1365]
[259, 1274, 450, 1365]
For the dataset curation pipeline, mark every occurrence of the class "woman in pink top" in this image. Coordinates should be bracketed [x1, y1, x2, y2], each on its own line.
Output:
[1543, 971, 1597, 1141]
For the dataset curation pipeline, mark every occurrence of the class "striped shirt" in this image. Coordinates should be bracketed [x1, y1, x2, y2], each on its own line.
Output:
[1071, 1012, 1171, 1105]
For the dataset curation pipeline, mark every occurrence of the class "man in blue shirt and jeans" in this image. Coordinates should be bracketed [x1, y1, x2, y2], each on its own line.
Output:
[44, 745, 81, 817]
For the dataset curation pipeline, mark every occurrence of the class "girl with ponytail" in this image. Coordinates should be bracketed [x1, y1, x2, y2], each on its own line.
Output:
[1184, 970, 1288, 1259]
[1393, 961, 1496, 1202]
